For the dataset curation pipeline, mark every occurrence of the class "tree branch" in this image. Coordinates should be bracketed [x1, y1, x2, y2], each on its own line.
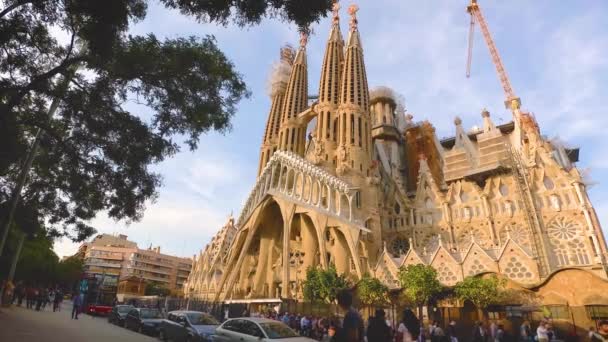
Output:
[0, 0, 32, 18]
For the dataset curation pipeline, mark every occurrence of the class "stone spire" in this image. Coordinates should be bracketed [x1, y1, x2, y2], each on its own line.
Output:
[336, 3, 372, 176]
[313, 0, 344, 166]
[258, 46, 294, 175]
[278, 31, 309, 155]
[481, 108, 497, 133]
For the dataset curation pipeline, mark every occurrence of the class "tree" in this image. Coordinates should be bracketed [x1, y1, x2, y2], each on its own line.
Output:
[302, 265, 351, 304]
[0, 0, 333, 252]
[454, 275, 505, 319]
[397, 264, 443, 318]
[56, 256, 84, 290]
[145, 281, 170, 297]
[357, 274, 389, 315]
[0, 227, 59, 284]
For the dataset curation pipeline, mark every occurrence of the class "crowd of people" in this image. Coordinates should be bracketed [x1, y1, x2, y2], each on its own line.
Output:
[236, 290, 608, 342]
[10, 282, 64, 312]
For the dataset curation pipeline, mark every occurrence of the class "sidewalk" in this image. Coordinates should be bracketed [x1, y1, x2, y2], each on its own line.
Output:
[0, 302, 155, 341]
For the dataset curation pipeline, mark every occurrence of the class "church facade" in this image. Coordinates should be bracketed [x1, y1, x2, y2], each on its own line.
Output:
[184, 4, 608, 310]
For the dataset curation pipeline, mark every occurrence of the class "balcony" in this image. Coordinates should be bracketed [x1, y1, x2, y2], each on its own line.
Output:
[127, 264, 172, 276]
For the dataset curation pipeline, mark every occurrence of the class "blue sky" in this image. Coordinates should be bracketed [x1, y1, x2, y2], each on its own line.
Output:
[53, 0, 608, 258]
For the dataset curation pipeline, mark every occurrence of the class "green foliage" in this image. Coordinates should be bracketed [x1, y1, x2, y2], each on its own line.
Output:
[454, 275, 505, 310]
[145, 281, 170, 297]
[0, 228, 58, 283]
[302, 265, 351, 304]
[357, 274, 389, 307]
[0, 0, 331, 242]
[397, 264, 443, 306]
[56, 256, 84, 288]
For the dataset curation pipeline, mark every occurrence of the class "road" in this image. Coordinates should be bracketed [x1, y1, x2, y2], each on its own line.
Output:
[0, 303, 156, 342]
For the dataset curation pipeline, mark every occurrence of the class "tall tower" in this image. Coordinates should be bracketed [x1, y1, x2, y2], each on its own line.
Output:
[258, 46, 295, 175]
[278, 32, 309, 155]
[312, 1, 344, 167]
[336, 4, 372, 179]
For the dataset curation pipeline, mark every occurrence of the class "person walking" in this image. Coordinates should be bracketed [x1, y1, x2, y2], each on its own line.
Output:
[397, 309, 420, 342]
[446, 320, 458, 342]
[366, 309, 392, 342]
[48, 289, 55, 311]
[35, 287, 43, 311]
[71, 291, 82, 319]
[53, 289, 62, 312]
[536, 321, 549, 342]
[520, 321, 532, 342]
[334, 290, 364, 342]
[472, 321, 488, 342]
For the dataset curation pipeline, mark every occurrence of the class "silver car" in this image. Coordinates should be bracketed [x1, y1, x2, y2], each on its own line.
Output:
[212, 317, 316, 342]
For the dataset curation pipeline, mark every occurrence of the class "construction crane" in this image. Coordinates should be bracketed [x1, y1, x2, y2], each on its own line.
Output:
[466, 0, 521, 112]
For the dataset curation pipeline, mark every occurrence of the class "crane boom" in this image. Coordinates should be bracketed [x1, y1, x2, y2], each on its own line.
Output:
[467, 0, 519, 109]
[466, 12, 475, 78]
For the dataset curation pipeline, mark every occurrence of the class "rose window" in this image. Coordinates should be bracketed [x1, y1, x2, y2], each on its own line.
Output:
[391, 238, 409, 256]
[547, 217, 580, 241]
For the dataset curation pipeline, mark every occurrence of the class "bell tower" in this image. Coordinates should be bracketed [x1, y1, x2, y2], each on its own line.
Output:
[258, 46, 295, 175]
[312, 1, 344, 167]
[277, 32, 309, 155]
[336, 4, 372, 179]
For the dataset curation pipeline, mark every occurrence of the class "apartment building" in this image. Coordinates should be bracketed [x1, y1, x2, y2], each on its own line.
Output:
[78, 234, 192, 293]
[121, 246, 192, 293]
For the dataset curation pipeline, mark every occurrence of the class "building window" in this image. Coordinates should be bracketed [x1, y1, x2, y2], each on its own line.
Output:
[355, 191, 361, 208]
[546, 305, 570, 320]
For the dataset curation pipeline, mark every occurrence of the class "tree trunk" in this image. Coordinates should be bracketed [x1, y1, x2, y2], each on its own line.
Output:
[8, 232, 25, 282]
[477, 307, 485, 321]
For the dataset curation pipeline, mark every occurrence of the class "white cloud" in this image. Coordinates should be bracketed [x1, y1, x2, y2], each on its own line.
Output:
[53, 0, 608, 256]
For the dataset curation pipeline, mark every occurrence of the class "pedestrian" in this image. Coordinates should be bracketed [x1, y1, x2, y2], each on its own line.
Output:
[53, 289, 62, 312]
[48, 289, 56, 311]
[495, 324, 505, 342]
[301, 315, 311, 337]
[397, 309, 420, 342]
[35, 287, 43, 311]
[590, 320, 608, 342]
[25, 286, 34, 309]
[536, 321, 549, 342]
[472, 321, 488, 342]
[520, 321, 532, 342]
[446, 320, 458, 342]
[366, 309, 392, 342]
[321, 324, 337, 342]
[334, 289, 364, 342]
[430, 321, 446, 342]
[72, 291, 82, 319]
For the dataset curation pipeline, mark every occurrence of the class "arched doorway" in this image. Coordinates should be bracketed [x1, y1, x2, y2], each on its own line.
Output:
[239, 200, 284, 299]
[289, 213, 320, 299]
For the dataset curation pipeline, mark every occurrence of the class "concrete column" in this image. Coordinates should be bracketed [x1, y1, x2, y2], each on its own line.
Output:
[281, 217, 291, 298]
[573, 182, 603, 259]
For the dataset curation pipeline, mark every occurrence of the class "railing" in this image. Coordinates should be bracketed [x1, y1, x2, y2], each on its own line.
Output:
[236, 151, 367, 230]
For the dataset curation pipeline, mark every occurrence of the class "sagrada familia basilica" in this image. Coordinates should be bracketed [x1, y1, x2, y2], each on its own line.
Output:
[184, 2, 608, 310]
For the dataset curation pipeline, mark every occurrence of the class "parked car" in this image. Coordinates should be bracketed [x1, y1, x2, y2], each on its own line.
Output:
[86, 303, 113, 316]
[212, 317, 316, 342]
[124, 307, 164, 336]
[107, 305, 135, 326]
[159, 310, 220, 342]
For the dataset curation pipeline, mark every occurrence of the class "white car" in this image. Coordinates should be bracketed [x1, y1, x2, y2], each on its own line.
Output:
[212, 317, 316, 342]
